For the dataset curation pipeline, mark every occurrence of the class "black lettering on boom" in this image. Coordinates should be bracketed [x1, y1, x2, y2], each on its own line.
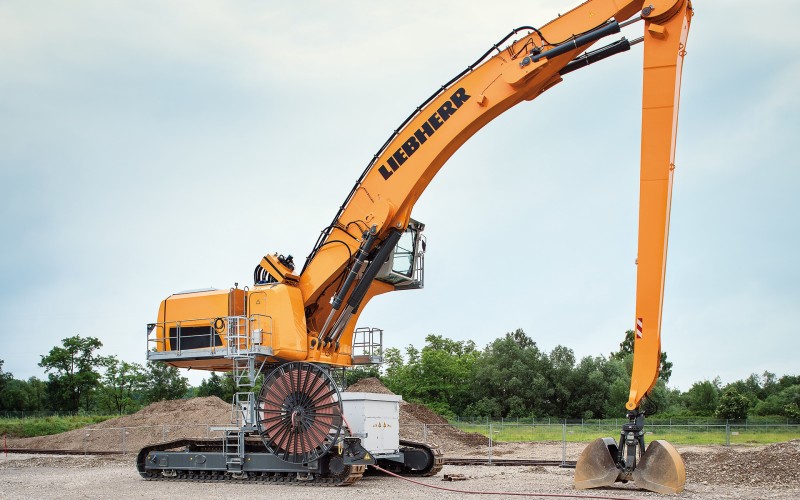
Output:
[379, 87, 470, 181]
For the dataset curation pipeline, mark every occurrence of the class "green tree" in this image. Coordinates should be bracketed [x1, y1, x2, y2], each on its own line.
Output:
[24, 377, 48, 411]
[785, 402, 800, 420]
[715, 388, 750, 420]
[0, 359, 12, 410]
[345, 366, 381, 387]
[99, 357, 146, 414]
[39, 336, 105, 412]
[197, 372, 227, 400]
[683, 379, 721, 416]
[383, 335, 477, 417]
[469, 329, 551, 418]
[143, 361, 189, 403]
[548, 345, 576, 417]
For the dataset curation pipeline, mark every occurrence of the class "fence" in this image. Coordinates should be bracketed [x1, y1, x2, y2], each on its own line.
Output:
[12, 423, 232, 455]
[417, 419, 800, 462]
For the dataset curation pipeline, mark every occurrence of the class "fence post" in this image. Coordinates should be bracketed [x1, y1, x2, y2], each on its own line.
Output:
[488, 422, 493, 465]
[562, 422, 567, 466]
[725, 420, 730, 447]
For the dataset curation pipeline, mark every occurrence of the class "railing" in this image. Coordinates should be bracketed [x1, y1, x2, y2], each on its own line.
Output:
[146, 315, 273, 358]
[146, 317, 224, 354]
[351, 327, 384, 364]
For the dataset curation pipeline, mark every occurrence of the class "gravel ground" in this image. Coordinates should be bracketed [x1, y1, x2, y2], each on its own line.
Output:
[1, 452, 798, 500]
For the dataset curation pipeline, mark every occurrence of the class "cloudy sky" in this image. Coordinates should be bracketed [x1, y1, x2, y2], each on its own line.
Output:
[1, 0, 798, 393]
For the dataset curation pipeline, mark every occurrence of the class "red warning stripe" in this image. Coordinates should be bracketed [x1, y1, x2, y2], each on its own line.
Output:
[636, 318, 643, 339]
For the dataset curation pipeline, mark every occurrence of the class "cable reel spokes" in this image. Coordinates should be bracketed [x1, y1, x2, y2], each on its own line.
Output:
[256, 361, 343, 464]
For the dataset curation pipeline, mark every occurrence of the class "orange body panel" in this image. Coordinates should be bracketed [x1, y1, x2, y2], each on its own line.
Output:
[155, 289, 245, 354]
[247, 284, 309, 362]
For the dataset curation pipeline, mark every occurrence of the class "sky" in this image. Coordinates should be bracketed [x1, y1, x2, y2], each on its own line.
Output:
[1, 0, 798, 393]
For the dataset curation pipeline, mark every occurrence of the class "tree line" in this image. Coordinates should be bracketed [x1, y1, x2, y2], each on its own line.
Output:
[1, 331, 798, 421]
[0, 336, 188, 414]
[364, 329, 800, 421]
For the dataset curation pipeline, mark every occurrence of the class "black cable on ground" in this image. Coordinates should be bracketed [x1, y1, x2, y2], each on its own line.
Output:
[369, 463, 645, 500]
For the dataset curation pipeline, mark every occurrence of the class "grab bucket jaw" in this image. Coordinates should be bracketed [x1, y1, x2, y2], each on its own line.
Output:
[632, 440, 686, 494]
[574, 437, 621, 490]
[574, 438, 686, 494]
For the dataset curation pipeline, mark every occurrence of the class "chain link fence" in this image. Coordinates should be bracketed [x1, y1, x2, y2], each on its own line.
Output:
[410, 419, 800, 462]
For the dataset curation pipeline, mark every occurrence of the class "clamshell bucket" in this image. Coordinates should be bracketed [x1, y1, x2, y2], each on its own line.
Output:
[632, 440, 686, 494]
[575, 438, 686, 494]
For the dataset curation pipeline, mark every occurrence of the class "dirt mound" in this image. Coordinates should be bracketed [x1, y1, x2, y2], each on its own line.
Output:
[683, 440, 800, 488]
[401, 402, 449, 425]
[8, 397, 232, 453]
[345, 377, 395, 394]
[398, 402, 489, 451]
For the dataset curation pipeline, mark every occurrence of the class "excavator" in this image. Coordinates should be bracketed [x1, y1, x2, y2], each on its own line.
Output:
[140, 0, 693, 493]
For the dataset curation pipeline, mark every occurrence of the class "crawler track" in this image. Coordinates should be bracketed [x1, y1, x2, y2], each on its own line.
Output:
[5, 447, 575, 469]
[399, 439, 445, 476]
[135, 439, 365, 486]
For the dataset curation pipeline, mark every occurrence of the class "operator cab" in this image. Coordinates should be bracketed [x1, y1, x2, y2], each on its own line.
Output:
[376, 219, 425, 290]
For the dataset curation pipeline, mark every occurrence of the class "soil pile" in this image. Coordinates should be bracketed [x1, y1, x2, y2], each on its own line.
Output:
[8, 397, 232, 453]
[683, 440, 800, 488]
[345, 377, 489, 452]
[345, 377, 396, 394]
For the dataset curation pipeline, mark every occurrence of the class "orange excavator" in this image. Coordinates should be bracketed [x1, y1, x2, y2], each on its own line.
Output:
[142, 0, 693, 492]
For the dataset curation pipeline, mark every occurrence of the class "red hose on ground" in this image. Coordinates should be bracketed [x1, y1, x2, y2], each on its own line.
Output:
[369, 464, 645, 500]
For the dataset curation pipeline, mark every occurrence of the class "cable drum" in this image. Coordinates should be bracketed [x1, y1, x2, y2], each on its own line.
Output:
[255, 362, 344, 464]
